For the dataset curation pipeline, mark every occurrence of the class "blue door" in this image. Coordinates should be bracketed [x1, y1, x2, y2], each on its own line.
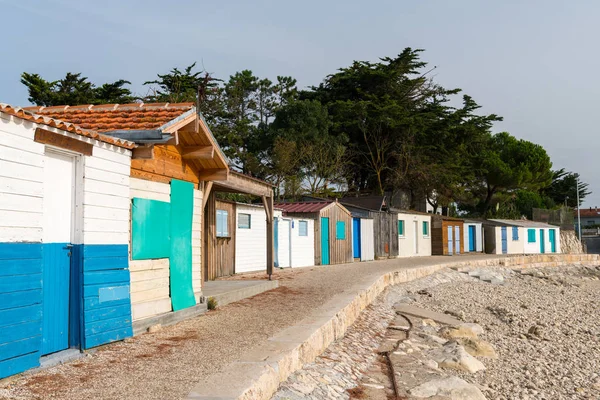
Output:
[321, 217, 330, 265]
[501, 227, 508, 254]
[352, 218, 361, 259]
[540, 229, 545, 253]
[468, 225, 476, 252]
[549, 229, 556, 253]
[447, 226, 453, 255]
[274, 217, 279, 267]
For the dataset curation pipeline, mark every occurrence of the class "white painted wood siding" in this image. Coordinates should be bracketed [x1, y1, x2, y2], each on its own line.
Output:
[235, 204, 268, 273]
[0, 113, 45, 242]
[278, 218, 291, 268]
[0, 112, 132, 245]
[360, 218, 375, 261]
[397, 212, 432, 257]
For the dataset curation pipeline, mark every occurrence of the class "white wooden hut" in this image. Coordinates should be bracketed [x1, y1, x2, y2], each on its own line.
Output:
[484, 219, 561, 255]
[234, 203, 315, 273]
[0, 103, 135, 379]
[397, 210, 432, 257]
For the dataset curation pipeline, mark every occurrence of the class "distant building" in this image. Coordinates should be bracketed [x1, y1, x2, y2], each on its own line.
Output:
[573, 207, 600, 226]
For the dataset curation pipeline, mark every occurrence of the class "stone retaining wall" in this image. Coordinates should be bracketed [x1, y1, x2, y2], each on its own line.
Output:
[187, 253, 600, 400]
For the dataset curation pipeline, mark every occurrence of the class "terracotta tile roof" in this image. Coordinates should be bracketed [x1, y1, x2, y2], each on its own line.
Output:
[22, 102, 195, 132]
[0, 103, 135, 149]
[574, 208, 600, 218]
[275, 201, 333, 213]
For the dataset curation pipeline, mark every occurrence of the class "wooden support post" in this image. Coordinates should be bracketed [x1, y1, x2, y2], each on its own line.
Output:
[265, 194, 274, 280]
[202, 181, 213, 209]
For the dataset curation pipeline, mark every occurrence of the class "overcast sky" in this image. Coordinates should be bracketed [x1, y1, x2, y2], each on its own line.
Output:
[1, 0, 597, 206]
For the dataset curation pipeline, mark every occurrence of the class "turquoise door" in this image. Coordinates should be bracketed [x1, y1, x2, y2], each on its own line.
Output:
[352, 218, 361, 258]
[540, 229, 545, 253]
[468, 226, 476, 252]
[321, 217, 330, 265]
[549, 229, 556, 253]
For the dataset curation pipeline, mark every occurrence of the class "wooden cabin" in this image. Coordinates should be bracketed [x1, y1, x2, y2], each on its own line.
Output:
[483, 219, 561, 255]
[340, 196, 399, 259]
[396, 210, 432, 257]
[431, 215, 465, 255]
[0, 103, 137, 378]
[276, 201, 353, 266]
[26, 103, 275, 325]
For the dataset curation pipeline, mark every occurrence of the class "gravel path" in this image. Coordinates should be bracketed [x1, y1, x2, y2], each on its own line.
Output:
[0, 254, 499, 400]
[416, 265, 600, 399]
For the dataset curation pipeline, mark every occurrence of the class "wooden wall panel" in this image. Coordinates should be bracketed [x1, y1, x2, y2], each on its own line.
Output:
[432, 217, 464, 255]
[320, 203, 353, 266]
[373, 212, 399, 259]
[131, 144, 200, 184]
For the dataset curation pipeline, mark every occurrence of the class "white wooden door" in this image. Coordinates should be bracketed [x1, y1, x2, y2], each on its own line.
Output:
[279, 219, 291, 268]
[413, 221, 419, 255]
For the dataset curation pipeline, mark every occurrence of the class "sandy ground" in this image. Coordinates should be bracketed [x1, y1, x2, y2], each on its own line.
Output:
[0, 254, 499, 400]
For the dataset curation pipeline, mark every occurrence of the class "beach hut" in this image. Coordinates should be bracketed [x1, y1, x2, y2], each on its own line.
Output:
[276, 201, 353, 266]
[340, 196, 398, 259]
[463, 219, 484, 253]
[431, 215, 465, 255]
[483, 219, 561, 255]
[232, 203, 315, 273]
[0, 103, 136, 378]
[397, 210, 432, 257]
[335, 203, 375, 261]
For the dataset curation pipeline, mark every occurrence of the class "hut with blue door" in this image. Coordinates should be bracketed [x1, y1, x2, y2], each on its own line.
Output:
[463, 220, 484, 253]
[340, 196, 398, 260]
[0, 103, 136, 379]
[276, 201, 353, 266]
[483, 219, 561, 255]
[333, 202, 375, 262]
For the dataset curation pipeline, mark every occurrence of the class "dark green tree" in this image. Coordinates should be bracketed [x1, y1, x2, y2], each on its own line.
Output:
[542, 168, 591, 207]
[21, 72, 134, 105]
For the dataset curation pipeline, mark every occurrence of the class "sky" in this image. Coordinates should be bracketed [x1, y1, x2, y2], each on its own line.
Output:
[1, 0, 597, 206]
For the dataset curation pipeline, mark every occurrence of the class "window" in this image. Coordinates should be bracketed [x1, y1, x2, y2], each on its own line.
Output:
[216, 209, 229, 237]
[336, 221, 346, 240]
[238, 213, 251, 229]
[398, 220, 405, 236]
[527, 229, 536, 243]
[299, 221, 308, 236]
[422, 221, 429, 236]
[512, 226, 519, 241]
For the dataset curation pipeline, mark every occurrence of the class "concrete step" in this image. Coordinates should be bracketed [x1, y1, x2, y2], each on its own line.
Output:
[393, 303, 462, 326]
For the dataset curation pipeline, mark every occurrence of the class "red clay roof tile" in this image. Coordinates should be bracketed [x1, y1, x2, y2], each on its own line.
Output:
[0, 103, 135, 149]
[22, 102, 194, 133]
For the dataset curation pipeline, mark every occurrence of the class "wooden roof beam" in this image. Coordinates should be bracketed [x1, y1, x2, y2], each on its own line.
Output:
[198, 168, 228, 181]
[182, 145, 214, 160]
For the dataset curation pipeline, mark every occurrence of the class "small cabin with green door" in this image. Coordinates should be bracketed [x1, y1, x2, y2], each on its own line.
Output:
[276, 201, 353, 266]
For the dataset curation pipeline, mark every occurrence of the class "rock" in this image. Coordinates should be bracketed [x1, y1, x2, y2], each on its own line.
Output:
[418, 333, 448, 345]
[439, 323, 483, 339]
[423, 359, 439, 370]
[429, 342, 486, 373]
[409, 376, 487, 399]
[455, 338, 498, 359]
[422, 318, 438, 327]
[147, 324, 162, 333]
[528, 325, 542, 337]
[444, 310, 466, 320]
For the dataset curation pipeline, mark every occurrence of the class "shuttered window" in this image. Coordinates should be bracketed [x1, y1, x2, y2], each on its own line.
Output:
[216, 209, 229, 237]
[398, 220, 405, 236]
[422, 221, 429, 236]
[527, 229, 536, 243]
[512, 226, 519, 241]
[299, 221, 308, 236]
[238, 213, 251, 229]
[336, 221, 346, 240]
